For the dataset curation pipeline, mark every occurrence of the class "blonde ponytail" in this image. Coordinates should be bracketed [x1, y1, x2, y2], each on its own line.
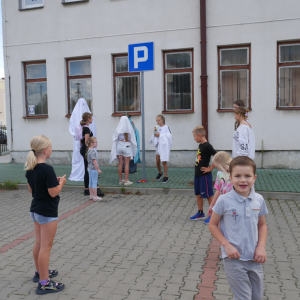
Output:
[24, 135, 51, 170]
[213, 151, 232, 176]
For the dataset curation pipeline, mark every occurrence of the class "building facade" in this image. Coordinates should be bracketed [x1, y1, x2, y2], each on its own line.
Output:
[0, 78, 5, 126]
[3, 0, 300, 168]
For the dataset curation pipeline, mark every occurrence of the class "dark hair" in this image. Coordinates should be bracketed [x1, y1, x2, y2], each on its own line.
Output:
[80, 112, 93, 126]
[234, 100, 245, 107]
[229, 156, 256, 175]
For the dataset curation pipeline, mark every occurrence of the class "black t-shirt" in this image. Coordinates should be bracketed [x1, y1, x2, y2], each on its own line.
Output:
[195, 142, 217, 177]
[80, 127, 93, 157]
[25, 163, 60, 217]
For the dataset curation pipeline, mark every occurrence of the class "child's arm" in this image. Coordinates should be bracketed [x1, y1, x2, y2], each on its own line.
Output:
[48, 175, 67, 198]
[201, 162, 215, 174]
[254, 215, 267, 263]
[93, 159, 102, 174]
[207, 190, 221, 216]
[209, 212, 241, 259]
[27, 184, 32, 193]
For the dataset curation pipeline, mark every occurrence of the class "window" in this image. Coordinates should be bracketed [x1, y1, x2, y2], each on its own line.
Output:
[67, 57, 92, 115]
[62, 0, 89, 3]
[218, 45, 251, 111]
[19, 0, 44, 10]
[163, 50, 193, 113]
[113, 55, 140, 116]
[277, 41, 300, 109]
[24, 61, 48, 117]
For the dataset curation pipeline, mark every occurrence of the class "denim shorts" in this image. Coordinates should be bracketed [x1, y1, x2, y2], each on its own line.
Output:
[116, 141, 131, 157]
[30, 212, 58, 225]
[194, 173, 214, 198]
[88, 169, 98, 189]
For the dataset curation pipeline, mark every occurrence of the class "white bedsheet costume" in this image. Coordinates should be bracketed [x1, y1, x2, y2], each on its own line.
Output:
[110, 116, 137, 164]
[69, 98, 97, 181]
[149, 125, 172, 162]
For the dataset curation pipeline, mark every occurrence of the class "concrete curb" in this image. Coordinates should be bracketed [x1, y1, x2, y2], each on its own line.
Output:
[16, 184, 300, 199]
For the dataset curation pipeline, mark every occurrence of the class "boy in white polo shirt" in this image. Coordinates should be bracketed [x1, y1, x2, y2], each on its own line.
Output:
[209, 156, 268, 300]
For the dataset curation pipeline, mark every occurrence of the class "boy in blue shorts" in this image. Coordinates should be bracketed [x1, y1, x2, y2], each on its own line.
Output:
[209, 156, 268, 300]
[190, 126, 216, 223]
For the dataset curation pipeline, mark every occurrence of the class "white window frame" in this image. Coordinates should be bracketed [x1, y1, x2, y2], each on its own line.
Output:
[220, 69, 249, 109]
[165, 52, 192, 70]
[279, 43, 300, 63]
[220, 47, 249, 66]
[20, 0, 44, 10]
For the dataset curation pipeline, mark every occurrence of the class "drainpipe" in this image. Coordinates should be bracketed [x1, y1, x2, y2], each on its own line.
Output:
[200, 0, 208, 139]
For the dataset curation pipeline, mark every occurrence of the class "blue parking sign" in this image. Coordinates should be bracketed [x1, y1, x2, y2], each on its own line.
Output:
[128, 42, 154, 72]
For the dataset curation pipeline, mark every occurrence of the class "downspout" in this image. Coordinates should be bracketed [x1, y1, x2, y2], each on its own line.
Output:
[9, 75, 13, 145]
[200, 0, 208, 138]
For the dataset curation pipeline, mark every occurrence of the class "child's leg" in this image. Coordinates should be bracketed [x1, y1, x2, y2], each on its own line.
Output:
[124, 156, 130, 181]
[196, 194, 204, 211]
[38, 221, 58, 281]
[118, 155, 124, 181]
[33, 222, 41, 272]
[249, 262, 264, 300]
[92, 170, 98, 198]
[88, 170, 94, 197]
[223, 258, 252, 300]
[207, 195, 214, 206]
[156, 155, 162, 173]
[162, 161, 168, 177]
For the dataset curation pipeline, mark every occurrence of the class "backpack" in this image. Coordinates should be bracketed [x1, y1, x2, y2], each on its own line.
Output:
[74, 125, 89, 141]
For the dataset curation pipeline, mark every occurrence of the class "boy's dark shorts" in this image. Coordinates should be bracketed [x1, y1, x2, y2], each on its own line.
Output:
[194, 173, 214, 198]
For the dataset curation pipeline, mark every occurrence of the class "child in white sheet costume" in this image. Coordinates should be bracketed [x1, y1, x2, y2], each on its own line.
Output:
[149, 115, 172, 183]
[110, 116, 137, 186]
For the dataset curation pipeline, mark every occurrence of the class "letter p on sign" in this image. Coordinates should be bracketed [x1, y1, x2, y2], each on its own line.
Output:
[128, 42, 154, 72]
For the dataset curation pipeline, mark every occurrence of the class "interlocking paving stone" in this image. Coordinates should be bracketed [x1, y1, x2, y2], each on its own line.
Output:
[1, 163, 300, 192]
[0, 190, 299, 299]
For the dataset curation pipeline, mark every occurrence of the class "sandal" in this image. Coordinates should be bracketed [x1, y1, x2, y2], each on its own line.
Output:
[32, 270, 58, 283]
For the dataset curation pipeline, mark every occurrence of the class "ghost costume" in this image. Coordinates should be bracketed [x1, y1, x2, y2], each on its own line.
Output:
[149, 125, 172, 162]
[69, 98, 97, 181]
[110, 116, 137, 164]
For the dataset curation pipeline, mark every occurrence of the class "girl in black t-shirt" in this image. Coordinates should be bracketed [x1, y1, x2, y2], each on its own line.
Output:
[25, 135, 66, 295]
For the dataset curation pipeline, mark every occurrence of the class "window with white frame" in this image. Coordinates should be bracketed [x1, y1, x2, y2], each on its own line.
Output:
[218, 45, 251, 110]
[24, 61, 48, 116]
[67, 57, 92, 114]
[164, 50, 193, 112]
[19, 0, 44, 10]
[278, 42, 300, 109]
[113, 55, 140, 115]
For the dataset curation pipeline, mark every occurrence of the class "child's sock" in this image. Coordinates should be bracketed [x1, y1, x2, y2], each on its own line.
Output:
[39, 279, 49, 286]
[198, 210, 203, 215]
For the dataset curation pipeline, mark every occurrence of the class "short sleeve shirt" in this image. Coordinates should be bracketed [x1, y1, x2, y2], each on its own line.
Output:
[213, 188, 268, 260]
[87, 149, 97, 170]
[81, 126, 93, 148]
[195, 142, 217, 176]
[214, 171, 233, 195]
[25, 163, 60, 217]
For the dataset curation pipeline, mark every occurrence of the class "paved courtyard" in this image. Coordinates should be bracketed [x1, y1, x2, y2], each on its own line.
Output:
[0, 190, 299, 300]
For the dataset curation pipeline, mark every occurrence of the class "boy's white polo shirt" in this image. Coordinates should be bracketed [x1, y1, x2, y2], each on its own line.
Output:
[213, 188, 268, 261]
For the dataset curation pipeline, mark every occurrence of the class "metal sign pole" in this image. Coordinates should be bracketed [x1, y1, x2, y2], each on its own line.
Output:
[141, 71, 146, 180]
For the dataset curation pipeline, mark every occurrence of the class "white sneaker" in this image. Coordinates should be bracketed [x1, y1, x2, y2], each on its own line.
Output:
[93, 196, 103, 201]
[124, 180, 133, 186]
[119, 180, 125, 185]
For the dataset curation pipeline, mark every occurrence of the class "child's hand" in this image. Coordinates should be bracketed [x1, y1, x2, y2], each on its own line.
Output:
[224, 244, 241, 259]
[207, 205, 213, 217]
[254, 245, 267, 263]
[201, 166, 211, 174]
[98, 169, 102, 174]
[154, 133, 160, 137]
[59, 175, 67, 185]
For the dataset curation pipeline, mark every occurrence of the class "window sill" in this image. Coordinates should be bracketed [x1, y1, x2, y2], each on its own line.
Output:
[276, 107, 300, 110]
[162, 110, 194, 114]
[112, 112, 141, 117]
[65, 114, 71, 118]
[217, 108, 252, 112]
[19, 6, 44, 11]
[23, 116, 48, 119]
